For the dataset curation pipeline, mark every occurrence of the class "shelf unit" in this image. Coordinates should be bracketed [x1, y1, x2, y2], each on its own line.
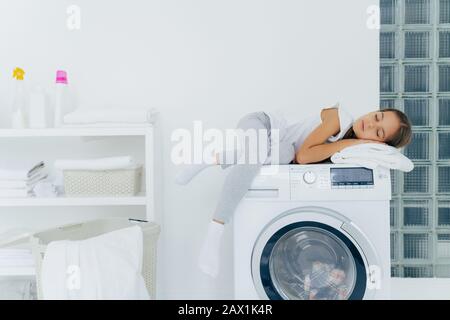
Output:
[0, 126, 156, 220]
[0, 126, 158, 277]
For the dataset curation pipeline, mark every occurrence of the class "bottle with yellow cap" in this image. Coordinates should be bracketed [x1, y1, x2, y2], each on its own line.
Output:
[11, 67, 28, 128]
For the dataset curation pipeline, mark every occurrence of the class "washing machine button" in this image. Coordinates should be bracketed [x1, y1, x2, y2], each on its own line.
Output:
[303, 171, 316, 184]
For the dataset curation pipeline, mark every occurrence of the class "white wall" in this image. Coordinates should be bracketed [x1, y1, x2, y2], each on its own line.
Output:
[0, 0, 379, 299]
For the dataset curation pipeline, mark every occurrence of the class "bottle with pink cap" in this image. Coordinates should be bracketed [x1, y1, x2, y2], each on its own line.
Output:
[54, 70, 70, 127]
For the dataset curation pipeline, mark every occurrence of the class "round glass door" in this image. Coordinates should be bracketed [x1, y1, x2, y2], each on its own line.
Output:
[258, 221, 367, 300]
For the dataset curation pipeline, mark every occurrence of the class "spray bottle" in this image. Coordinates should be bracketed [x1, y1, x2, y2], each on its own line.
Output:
[10, 67, 27, 128]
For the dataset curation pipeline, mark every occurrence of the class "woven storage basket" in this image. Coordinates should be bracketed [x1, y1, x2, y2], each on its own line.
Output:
[30, 218, 160, 299]
[63, 166, 142, 197]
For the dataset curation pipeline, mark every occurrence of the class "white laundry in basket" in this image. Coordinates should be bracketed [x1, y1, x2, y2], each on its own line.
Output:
[41, 225, 149, 300]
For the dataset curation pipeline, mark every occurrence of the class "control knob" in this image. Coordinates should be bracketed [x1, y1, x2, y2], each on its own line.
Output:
[303, 171, 316, 184]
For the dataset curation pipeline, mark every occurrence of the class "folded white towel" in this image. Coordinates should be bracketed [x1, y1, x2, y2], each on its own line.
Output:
[54, 156, 135, 171]
[0, 257, 35, 267]
[0, 189, 32, 198]
[0, 180, 29, 189]
[0, 249, 33, 258]
[63, 108, 157, 125]
[331, 143, 414, 172]
[41, 226, 149, 300]
[0, 161, 45, 180]
[0, 173, 48, 190]
[0, 248, 35, 267]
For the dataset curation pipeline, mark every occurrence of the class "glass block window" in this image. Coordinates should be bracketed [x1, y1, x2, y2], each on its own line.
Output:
[438, 166, 450, 193]
[404, 99, 430, 126]
[391, 233, 398, 260]
[404, 233, 429, 259]
[381, 98, 397, 109]
[437, 234, 450, 258]
[438, 133, 450, 159]
[381, 0, 397, 24]
[404, 65, 430, 92]
[438, 202, 450, 225]
[403, 265, 433, 277]
[381, 65, 396, 93]
[391, 203, 398, 226]
[403, 200, 430, 226]
[436, 265, 450, 277]
[439, 65, 450, 92]
[382, 0, 450, 279]
[381, 32, 396, 59]
[439, 99, 450, 126]
[404, 131, 430, 160]
[392, 265, 401, 277]
[440, 31, 450, 57]
[391, 170, 399, 194]
[405, 0, 431, 24]
[441, 0, 450, 23]
[403, 166, 430, 193]
[405, 31, 430, 58]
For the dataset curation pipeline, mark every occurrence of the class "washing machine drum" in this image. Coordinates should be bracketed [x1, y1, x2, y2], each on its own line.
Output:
[253, 221, 367, 300]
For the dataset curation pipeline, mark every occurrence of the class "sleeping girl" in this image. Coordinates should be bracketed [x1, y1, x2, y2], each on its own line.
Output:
[176, 103, 412, 277]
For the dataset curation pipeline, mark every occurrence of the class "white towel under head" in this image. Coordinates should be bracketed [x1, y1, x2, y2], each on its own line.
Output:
[331, 143, 414, 172]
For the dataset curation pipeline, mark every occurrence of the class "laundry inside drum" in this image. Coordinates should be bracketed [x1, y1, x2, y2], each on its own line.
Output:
[269, 227, 357, 300]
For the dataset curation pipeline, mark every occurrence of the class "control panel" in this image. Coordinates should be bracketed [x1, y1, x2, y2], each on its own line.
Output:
[290, 166, 377, 190]
[289, 164, 391, 201]
[245, 164, 391, 201]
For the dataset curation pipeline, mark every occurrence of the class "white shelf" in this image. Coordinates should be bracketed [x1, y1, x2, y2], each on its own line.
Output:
[0, 127, 152, 137]
[0, 125, 156, 220]
[0, 267, 35, 277]
[0, 195, 147, 207]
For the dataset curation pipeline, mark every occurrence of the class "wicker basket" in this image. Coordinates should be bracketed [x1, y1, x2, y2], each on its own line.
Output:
[63, 166, 142, 197]
[30, 218, 160, 299]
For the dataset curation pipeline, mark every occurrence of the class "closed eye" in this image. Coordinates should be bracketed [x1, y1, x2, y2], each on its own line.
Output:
[376, 113, 381, 121]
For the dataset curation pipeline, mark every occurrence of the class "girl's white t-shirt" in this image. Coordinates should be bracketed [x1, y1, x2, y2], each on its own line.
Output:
[266, 103, 354, 153]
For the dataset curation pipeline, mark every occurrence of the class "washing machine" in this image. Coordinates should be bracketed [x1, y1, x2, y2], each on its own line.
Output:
[233, 164, 391, 300]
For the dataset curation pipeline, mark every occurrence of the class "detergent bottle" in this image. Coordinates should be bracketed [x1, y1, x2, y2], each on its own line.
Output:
[10, 67, 28, 128]
[54, 70, 70, 127]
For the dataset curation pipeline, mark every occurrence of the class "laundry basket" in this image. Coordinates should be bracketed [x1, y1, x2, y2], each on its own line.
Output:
[29, 218, 160, 300]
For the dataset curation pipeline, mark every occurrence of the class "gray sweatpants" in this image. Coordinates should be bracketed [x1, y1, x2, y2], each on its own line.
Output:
[213, 112, 294, 224]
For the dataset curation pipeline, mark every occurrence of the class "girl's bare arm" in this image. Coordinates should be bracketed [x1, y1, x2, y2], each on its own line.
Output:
[295, 108, 366, 164]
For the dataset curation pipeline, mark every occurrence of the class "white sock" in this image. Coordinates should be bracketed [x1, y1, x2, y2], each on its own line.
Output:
[198, 221, 225, 278]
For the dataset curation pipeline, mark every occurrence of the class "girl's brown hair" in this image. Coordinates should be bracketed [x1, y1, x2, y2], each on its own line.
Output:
[342, 108, 412, 148]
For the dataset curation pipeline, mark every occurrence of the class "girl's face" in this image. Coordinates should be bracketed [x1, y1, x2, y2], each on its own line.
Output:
[353, 111, 401, 142]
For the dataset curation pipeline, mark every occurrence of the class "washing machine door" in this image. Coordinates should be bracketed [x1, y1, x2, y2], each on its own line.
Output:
[251, 209, 369, 300]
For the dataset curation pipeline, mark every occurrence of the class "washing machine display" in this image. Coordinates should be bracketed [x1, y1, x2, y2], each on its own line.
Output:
[330, 167, 374, 187]
[254, 221, 367, 300]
